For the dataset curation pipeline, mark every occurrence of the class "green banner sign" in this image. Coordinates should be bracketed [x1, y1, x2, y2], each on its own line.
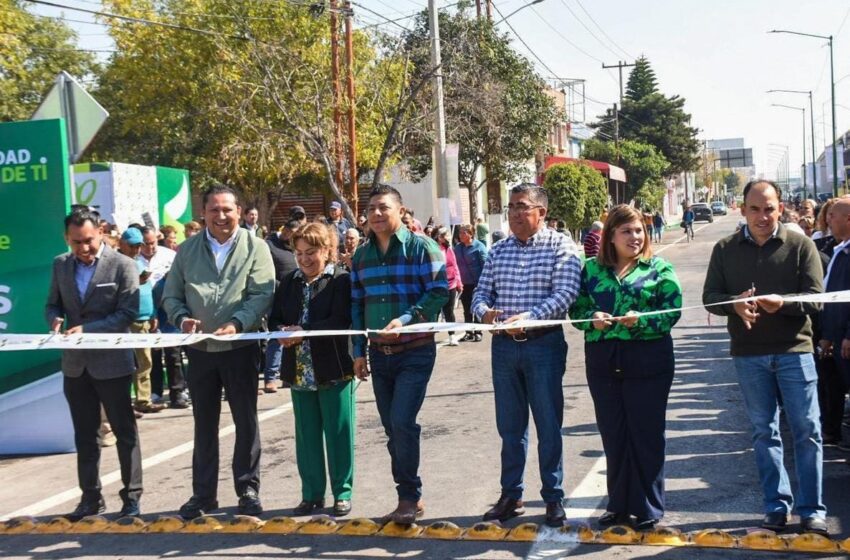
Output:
[0, 119, 71, 394]
[157, 166, 192, 242]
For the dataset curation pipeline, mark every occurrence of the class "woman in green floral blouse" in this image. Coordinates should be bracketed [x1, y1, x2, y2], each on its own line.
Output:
[269, 223, 355, 518]
[570, 204, 682, 531]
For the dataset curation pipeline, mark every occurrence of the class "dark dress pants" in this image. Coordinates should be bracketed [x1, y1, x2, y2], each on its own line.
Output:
[185, 343, 262, 499]
[151, 346, 186, 398]
[63, 371, 142, 504]
[585, 337, 674, 521]
[460, 284, 481, 334]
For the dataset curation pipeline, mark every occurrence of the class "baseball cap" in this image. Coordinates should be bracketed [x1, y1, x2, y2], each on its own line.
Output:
[329, 201, 342, 210]
[289, 205, 306, 218]
[121, 228, 143, 245]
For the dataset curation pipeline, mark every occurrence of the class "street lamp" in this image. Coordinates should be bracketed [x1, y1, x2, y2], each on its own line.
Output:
[768, 89, 817, 198]
[771, 103, 808, 198]
[769, 29, 838, 196]
[494, 0, 545, 24]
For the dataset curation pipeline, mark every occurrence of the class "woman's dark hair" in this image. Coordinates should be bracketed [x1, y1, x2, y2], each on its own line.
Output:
[597, 204, 653, 268]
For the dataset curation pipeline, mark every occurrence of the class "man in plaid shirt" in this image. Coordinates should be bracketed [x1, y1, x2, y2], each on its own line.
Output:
[472, 183, 581, 527]
[351, 184, 449, 525]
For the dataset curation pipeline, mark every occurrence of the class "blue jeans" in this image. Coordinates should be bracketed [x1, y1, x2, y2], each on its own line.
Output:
[369, 343, 436, 501]
[733, 353, 825, 520]
[492, 330, 567, 503]
[264, 339, 282, 383]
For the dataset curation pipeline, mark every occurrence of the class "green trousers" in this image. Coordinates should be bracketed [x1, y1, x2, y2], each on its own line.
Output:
[290, 380, 355, 501]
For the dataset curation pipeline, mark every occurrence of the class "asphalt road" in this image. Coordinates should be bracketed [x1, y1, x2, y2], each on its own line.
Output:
[1, 216, 848, 559]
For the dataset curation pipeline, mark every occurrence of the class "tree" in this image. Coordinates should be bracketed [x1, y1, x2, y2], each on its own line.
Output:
[400, 8, 560, 219]
[592, 58, 699, 175]
[580, 138, 669, 205]
[543, 162, 607, 232]
[90, 0, 415, 221]
[625, 56, 658, 102]
[723, 169, 740, 192]
[0, 0, 98, 122]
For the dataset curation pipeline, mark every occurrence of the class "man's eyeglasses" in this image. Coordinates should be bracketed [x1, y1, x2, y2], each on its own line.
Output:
[504, 203, 543, 214]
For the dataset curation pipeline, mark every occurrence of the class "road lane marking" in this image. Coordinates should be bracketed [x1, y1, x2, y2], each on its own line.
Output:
[0, 403, 293, 521]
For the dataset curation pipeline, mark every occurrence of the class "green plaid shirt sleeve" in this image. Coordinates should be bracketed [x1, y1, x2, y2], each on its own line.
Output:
[350, 228, 449, 358]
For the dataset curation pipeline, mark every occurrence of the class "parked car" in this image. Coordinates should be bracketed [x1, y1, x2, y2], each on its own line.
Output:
[711, 201, 727, 215]
[691, 203, 714, 223]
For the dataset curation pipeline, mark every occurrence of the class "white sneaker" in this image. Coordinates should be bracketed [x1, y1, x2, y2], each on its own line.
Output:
[447, 335, 460, 346]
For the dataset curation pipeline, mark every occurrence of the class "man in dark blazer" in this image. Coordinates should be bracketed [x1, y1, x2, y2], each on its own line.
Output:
[45, 208, 143, 521]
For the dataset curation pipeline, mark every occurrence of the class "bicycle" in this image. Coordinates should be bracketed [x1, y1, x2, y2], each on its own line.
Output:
[684, 222, 694, 241]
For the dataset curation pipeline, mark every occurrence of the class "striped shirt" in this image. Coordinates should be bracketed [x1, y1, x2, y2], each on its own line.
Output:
[472, 226, 582, 321]
[350, 226, 449, 358]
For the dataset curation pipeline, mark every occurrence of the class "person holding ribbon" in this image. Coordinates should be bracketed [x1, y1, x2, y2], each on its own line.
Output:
[471, 183, 581, 528]
[569, 204, 682, 531]
[268, 223, 355, 518]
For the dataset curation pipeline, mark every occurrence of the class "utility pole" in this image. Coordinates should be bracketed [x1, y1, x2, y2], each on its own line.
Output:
[809, 91, 817, 198]
[475, 0, 481, 18]
[602, 60, 636, 104]
[343, 1, 358, 215]
[329, 0, 344, 193]
[485, 0, 492, 20]
[613, 103, 620, 203]
[429, 0, 449, 222]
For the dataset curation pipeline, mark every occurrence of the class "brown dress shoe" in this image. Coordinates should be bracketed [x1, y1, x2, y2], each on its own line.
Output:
[263, 381, 278, 394]
[380, 500, 424, 525]
[483, 495, 525, 522]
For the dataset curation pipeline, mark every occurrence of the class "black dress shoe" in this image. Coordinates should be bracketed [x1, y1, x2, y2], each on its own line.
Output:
[760, 511, 788, 532]
[237, 488, 263, 516]
[544, 500, 567, 528]
[65, 496, 106, 522]
[801, 517, 829, 536]
[483, 495, 525, 522]
[333, 499, 352, 516]
[633, 518, 659, 532]
[597, 511, 628, 527]
[293, 499, 325, 516]
[179, 496, 219, 520]
[118, 500, 140, 518]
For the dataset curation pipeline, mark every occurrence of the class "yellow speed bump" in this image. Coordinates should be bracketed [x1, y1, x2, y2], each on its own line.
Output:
[506, 522, 539, 542]
[600, 525, 641, 545]
[559, 522, 596, 543]
[840, 536, 850, 553]
[258, 516, 301, 534]
[338, 518, 380, 536]
[70, 515, 110, 534]
[691, 528, 737, 548]
[34, 517, 74, 534]
[181, 516, 223, 533]
[220, 516, 263, 533]
[146, 516, 185, 533]
[740, 530, 787, 551]
[379, 521, 423, 538]
[643, 526, 688, 546]
[788, 533, 838, 553]
[3, 516, 37, 535]
[462, 521, 508, 541]
[297, 516, 339, 535]
[107, 517, 146, 534]
[422, 520, 463, 540]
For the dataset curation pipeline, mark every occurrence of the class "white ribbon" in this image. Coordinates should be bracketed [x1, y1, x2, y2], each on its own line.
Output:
[3, 290, 849, 351]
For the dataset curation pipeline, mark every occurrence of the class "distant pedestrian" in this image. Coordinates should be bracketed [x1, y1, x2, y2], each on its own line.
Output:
[476, 216, 490, 247]
[570, 205, 682, 531]
[653, 211, 665, 243]
[454, 223, 488, 342]
[436, 226, 463, 346]
[583, 221, 603, 258]
[703, 180, 827, 536]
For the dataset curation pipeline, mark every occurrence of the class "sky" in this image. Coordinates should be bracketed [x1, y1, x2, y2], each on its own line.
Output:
[30, 0, 850, 183]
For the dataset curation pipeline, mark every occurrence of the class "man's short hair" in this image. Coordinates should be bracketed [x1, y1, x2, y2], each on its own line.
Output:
[510, 183, 548, 208]
[590, 221, 604, 231]
[368, 183, 403, 205]
[64, 208, 100, 232]
[244, 206, 259, 214]
[284, 218, 302, 230]
[201, 183, 241, 208]
[743, 180, 782, 203]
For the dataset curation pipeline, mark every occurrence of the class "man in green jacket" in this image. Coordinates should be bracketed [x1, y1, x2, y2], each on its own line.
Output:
[163, 185, 275, 519]
[702, 180, 827, 536]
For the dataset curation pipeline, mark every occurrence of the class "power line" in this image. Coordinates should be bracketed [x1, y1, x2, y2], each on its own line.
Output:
[491, 2, 563, 80]
[554, 0, 626, 61]
[529, 6, 604, 64]
[570, 0, 632, 60]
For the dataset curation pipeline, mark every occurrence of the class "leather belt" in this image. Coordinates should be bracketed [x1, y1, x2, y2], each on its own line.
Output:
[492, 325, 562, 342]
[370, 336, 435, 355]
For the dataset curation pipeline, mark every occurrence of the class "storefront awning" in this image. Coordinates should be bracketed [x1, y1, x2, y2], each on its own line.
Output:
[543, 156, 627, 183]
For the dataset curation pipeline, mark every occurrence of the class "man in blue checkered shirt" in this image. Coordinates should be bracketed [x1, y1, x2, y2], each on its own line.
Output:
[471, 183, 582, 528]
